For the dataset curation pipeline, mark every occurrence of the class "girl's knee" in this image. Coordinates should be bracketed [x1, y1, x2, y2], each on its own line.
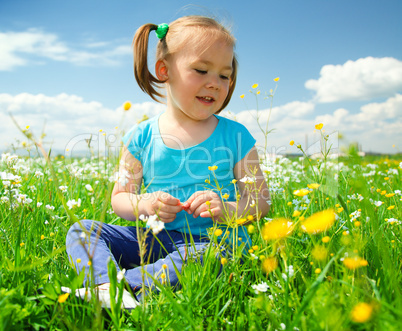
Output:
[66, 220, 98, 241]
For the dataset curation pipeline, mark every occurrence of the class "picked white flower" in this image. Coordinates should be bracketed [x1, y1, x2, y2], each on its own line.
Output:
[374, 200, 383, 207]
[140, 214, 165, 234]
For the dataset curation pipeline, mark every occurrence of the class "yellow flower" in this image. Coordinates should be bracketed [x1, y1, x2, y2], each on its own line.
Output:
[337, 207, 344, 213]
[58, 292, 70, 303]
[322, 236, 330, 243]
[301, 209, 336, 234]
[252, 83, 258, 89]
[252, 245, 259, 251]
[315, 123, 324, 130]
[247, 224, 255, 234]
[293, 189, 310, 197]
[387, 205, 395, 210]
[289, 140, 295, 146]
[208, 165, 218, 171]
[256, 91, 261, 95]
[350, 302, 373, 323]
[20, 242, 25, 247]
[222, 193, 229, 200]
[311, 245, 328, 261]
[41, 235, 45, 240]
[262, 218, 293, 240]
[76, 258, 81, 263]
[240, 94, 245, 99]
[87, 261, 92, 266]
[123, 101, 131, 111]
[287, 201, 292, 206]
[262, 257, 278, 274]
[214, 229, 223, 236]
[314, 268, 322, 274]
[292, 210, 301, 217]
[162, 264, 168, 269]
[384, 177, 389, 181]
[247, 215, 254, 221]
[343, 256, 368, 270]
[385, 193, 395, 198]
[221, 257, 228, 265]
[205, 201, 211, 207]
[307, 183, 320, 189]
[236, 218, 247, 225]
[274, 77, 280, 82]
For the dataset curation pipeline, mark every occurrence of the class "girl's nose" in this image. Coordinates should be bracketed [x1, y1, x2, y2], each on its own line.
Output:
[206, 74, 220, 90]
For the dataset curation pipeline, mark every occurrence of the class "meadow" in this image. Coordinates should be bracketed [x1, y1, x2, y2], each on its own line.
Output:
[1, 91, 401, 330]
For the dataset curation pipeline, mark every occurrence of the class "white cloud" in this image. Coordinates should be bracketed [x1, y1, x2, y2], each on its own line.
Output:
[305, 57, 402, 103]
[0, 93, 164, 153]
[0, 28, 131, 71]
[314, 94, 402, 152]
[223, 94, 401, 154]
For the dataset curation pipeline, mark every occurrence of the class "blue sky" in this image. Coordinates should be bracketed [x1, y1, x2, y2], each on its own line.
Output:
[1, 0, 401, 155]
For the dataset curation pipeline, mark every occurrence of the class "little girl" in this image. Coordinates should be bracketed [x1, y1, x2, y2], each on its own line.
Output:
[66, 15, 270, 309]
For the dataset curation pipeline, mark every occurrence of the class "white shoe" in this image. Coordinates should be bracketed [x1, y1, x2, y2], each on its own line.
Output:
[61, 283, 140, 310]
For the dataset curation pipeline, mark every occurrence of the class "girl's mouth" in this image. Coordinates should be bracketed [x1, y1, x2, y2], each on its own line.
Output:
[197, 96, 215, 104]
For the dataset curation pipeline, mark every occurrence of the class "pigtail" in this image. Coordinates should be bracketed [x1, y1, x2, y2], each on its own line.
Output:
[133, 23, 165, 102]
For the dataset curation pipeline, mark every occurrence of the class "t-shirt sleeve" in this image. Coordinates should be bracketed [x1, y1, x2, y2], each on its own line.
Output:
[121, 124, 143, 162]
[235, 122, 256, 163]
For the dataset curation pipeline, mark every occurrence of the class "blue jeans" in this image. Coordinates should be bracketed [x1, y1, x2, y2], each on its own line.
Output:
[66, 220, 210, 293]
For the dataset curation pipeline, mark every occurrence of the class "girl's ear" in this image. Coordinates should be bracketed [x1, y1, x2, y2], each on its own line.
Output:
[155, 60, 168, 81]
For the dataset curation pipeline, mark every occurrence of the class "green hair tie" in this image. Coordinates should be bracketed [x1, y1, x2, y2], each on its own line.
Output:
[155, 23, 169, 40]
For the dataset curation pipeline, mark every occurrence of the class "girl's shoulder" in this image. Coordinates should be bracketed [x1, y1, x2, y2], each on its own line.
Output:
[122, 115, 159, 146]
[215, 115, 252, 134]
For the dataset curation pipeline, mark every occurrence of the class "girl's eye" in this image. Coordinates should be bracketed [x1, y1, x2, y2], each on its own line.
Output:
[195, 69, 207, 74]
[220, 75, 229, 80]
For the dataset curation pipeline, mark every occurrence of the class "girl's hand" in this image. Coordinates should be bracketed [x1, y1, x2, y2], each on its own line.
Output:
[183, 191, 226, 221]
[144, 191, 183, 223]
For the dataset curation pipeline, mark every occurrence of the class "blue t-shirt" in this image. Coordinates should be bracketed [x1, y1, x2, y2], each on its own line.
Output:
[122, 114, 256, 245]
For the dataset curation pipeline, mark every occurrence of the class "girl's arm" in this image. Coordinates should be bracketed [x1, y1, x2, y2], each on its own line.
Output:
[229, 146, 270, 220]
[184, 147, 270, 222]
[111, 147, 182, 222]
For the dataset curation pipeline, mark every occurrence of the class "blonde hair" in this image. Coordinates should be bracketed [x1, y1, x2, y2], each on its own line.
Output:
[133, 15, 238, 113]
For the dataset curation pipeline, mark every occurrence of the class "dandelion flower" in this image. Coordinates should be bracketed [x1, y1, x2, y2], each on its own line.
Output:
[350, 302, 373, 323]
[322, 236, 330, 243]
[307, 183, 320, 189]
[301, 209, 336, 234]
[292, 210, 301, 217]
[343, 256, 368, 269]
[315, 123, 324, 130]
[262, 257, 278, 274]
[252, 83, 258, 89]
[262, 218, 293, 240]
[58, 292, 69, 303]
[293, 189, 310, 197]
[123, 101, 131, 111]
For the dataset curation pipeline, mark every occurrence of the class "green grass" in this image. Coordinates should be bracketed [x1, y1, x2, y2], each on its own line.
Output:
[1, 148, 401, 330]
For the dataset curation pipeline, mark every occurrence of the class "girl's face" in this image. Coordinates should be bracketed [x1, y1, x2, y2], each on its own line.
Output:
[163, 37, 233, 121]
